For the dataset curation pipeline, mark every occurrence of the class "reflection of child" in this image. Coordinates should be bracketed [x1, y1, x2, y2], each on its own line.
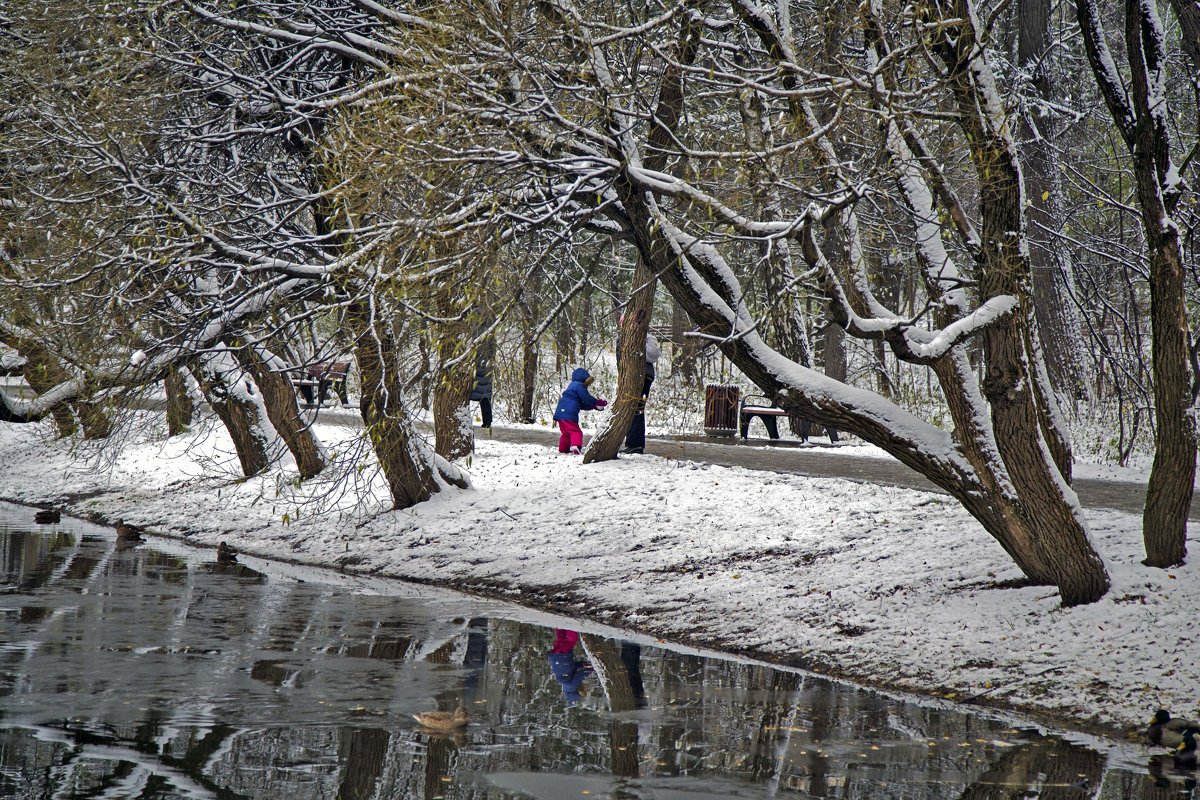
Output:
[547, 629, 593, 705]
[552, 368, 607, 454]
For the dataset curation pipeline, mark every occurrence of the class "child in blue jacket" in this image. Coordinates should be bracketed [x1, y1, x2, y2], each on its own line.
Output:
[553, 367, 607, 453]
[547, 628, 593, 705]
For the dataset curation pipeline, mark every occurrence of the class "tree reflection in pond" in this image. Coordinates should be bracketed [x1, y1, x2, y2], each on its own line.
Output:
[0, 502, 1191, 799]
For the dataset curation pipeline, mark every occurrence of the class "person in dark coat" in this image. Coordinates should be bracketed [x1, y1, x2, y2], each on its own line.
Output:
[552, 367, 607, 454]
[622, 329, 660, 454]
[468, 347, 493, 429]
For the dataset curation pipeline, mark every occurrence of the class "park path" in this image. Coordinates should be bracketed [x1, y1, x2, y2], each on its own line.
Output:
[472, 424, 1183, 520]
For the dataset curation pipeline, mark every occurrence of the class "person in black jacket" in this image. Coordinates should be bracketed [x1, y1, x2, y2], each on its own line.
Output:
[622, 328, 660, 454]
[469, 345, 494, 429]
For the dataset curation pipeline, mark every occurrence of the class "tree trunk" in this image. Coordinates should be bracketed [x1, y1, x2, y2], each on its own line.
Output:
[20, 346, 78, 438]
[233, 343, 328, 480]
[670, 301, 698, 385]
[191, 348, 277, 478]
[519, 291, 540, 424]
[1139, 219, 1194, 567]
[582, 267, 655, 464]
[1019, 0, 1087, 402]
[1075, 0, 1195, 567]
[606, 0, 1110, 604]
[1170, 0, 1200, 145]
[432, 269, 476, 460]
[432, 333, 474, 461]
[346, 299, 463, 509]
[76, 388, 113, 441]
[582, 2, 695, 464]
[929, 0, 1107, 604]
[821, 318, 846, 385]
[164, 367, 196, 436]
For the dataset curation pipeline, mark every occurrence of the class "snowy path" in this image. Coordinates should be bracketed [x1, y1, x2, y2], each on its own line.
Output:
[304, 408, 1167, 518]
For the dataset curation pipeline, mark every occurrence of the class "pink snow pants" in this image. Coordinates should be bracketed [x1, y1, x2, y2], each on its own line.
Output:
[558, 420, 583, 453]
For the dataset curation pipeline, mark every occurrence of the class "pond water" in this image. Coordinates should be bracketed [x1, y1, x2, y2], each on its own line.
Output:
[0, 502, 1191, 799]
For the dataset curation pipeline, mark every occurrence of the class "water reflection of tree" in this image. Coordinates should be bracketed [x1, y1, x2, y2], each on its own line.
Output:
[958, 735, 1103, 799]
[580, 634, 641, 777]
[744, 666, 803, 786]
[2, 527, 311, 795]
[337, 727, 391, 800]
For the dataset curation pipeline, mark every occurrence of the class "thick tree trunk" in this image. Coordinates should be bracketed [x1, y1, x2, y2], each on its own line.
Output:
[1139, 220, 1194, 567]
[429, 357, 470, 460]
[432, 274, 475, 461]
[233, 344, 327, 480]
[931, 0, 1107, 604]
[432, 347, 474, 461]
[822, 318, 846, 387]
[582, 269, 655, 464]
[163, 367, 195, 436]
[191, 348, 277, 478]
[604, 0, 1110, 604]
[76, 390, 113, 441]
[582, 3, 695, 464]
[346, 299, 463, 509]
[1170, 0, 1200, 130]
[1138, 2, 1198, 567]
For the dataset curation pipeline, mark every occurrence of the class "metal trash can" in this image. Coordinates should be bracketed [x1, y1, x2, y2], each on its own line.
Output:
[703, 384, 739, 436]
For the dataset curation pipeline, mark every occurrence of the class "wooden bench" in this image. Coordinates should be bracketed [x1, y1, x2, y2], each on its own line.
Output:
[739, 393, 789, 439]
[740, 393, 841, 442]
[294, 361, 350, 406]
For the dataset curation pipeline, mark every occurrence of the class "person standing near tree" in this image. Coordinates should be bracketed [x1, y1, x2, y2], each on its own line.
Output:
[621, 325, 660, 455]
[469, 342, 494, 430]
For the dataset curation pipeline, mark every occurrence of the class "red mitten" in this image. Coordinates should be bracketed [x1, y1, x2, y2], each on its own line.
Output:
[595, 398, 608, 408]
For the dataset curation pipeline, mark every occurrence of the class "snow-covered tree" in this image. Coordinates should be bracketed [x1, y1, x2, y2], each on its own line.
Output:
[1075, 0, 1196, 568]
[347, 0, 1114, 604]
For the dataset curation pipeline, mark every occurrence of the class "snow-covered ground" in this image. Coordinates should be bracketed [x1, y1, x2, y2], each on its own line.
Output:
[0, 411, 1194, 745]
